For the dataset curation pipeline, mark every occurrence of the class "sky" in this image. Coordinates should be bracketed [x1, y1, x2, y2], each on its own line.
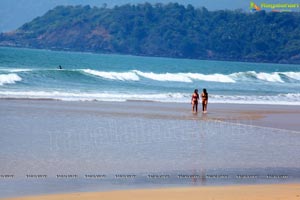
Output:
[0, 0, 247, 32]
[0, 0, 299, 32]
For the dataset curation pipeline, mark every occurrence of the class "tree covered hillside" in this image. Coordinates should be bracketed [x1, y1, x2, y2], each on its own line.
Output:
[1, 3, 300, 63]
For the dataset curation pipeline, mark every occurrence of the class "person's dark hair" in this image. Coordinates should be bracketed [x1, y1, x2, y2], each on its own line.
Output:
[203, 88, 207, 97]
[194, 89, 198, 93]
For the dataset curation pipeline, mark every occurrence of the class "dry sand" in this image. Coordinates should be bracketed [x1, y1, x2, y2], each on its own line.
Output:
[2, 184, 300, 200]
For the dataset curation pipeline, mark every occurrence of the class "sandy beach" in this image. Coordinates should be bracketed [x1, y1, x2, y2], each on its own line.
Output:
[0, 99, 300, 198]
[2, 184, 300, 200]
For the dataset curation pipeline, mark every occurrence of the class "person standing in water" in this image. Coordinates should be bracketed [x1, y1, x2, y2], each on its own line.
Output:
[201, 88, 208, 113]
[191, 89, 199, 113]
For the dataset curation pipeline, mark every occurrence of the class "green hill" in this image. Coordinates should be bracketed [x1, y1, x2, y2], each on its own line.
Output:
[1, 3, 300, 63]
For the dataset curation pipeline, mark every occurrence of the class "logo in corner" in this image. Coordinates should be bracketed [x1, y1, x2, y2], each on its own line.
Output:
[250, 1, 261, 12]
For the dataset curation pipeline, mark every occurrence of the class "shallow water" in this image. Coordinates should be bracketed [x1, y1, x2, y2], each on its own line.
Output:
[0, 100, 300, 198]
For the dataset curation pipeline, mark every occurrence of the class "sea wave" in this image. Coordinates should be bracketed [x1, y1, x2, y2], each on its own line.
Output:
[1, 91, 300, 105]
[133, 70, 235, 83]
[82, 69, 140, 81]
[254, 72, 284, 83]
[230, 71, 300, 83]
[0, 91, 187, 102]
[82, 69, 236, 83]
[185, 72, 235, 83]
[0, 68, 33, 72]
[210, 93, 300, 105]
[9, 69, 33, 72]
[1, 68, 300, 84]
[132, 70, 193, 82]
[281, 72, 300, 81]
[229, 71, 283, 82]
[0, 73, 22, 86]
[83, 69, 300, 83]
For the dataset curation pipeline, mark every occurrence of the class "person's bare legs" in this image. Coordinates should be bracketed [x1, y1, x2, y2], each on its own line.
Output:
[192, 102, 198, 113]
[204, 101, 208, 113]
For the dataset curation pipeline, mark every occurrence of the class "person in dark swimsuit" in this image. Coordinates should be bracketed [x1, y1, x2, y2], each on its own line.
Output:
[191, 89, 199, 113]
[201, 88, 208, 113]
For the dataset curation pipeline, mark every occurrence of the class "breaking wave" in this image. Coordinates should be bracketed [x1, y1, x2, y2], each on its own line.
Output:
[82, 69, 140, 81]
[0, 73, 22, 86]
[1, 68, 300, 84]
[82, 69, 300, 83]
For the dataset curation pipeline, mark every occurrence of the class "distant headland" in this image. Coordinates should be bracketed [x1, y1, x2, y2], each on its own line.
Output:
[1, 3, 300, 64]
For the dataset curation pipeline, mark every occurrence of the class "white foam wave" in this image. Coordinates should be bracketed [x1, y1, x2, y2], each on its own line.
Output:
[1, 68, 299, 84]
[133, 70, 193, 82]
[83, 70, 300, 83]
[82, 69, 236, 83]
[82, 69, 139, 81]
[0, 68, 32, 72]
[185, 73, 236, 83]
[281, 72, 300, 81]
[0, 91, 300, 105]
[280, 93, 300, 98]
[230, 71, 284, 83]
[9, 69, 32, 72]
[0, 73, 22, 86]
[210, 93, 300, 105]
[133, 70, 236, 83]
[0, 91, 187, 102]
[255, 72, 284, 83]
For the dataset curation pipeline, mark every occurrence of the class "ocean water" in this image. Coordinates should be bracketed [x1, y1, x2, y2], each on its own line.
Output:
[0, 47, 300, 105]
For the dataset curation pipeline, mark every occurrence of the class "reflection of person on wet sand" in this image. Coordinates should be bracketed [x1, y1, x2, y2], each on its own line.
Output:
[191, 89, 199, 113]
[201, 88, 208, 113]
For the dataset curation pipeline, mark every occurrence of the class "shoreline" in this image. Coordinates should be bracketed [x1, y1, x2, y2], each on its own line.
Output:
[2, 184, 300, 200]
[1, 98, 299, 132]
[2, 97, 300, 106]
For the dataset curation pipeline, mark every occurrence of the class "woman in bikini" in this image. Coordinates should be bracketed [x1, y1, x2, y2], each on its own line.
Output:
[191, 89, 199, 113]
[201, 88, 208, 113]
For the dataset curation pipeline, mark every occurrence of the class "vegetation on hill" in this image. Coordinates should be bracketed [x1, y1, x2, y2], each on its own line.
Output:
[1, 3, 300, 63]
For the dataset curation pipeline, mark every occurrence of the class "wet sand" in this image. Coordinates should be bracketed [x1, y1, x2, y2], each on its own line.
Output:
[203, 103, 300, 132]
[0, 99, 300, 199]
[2, 184, 300, 200]
[1, 99, 299, 131]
